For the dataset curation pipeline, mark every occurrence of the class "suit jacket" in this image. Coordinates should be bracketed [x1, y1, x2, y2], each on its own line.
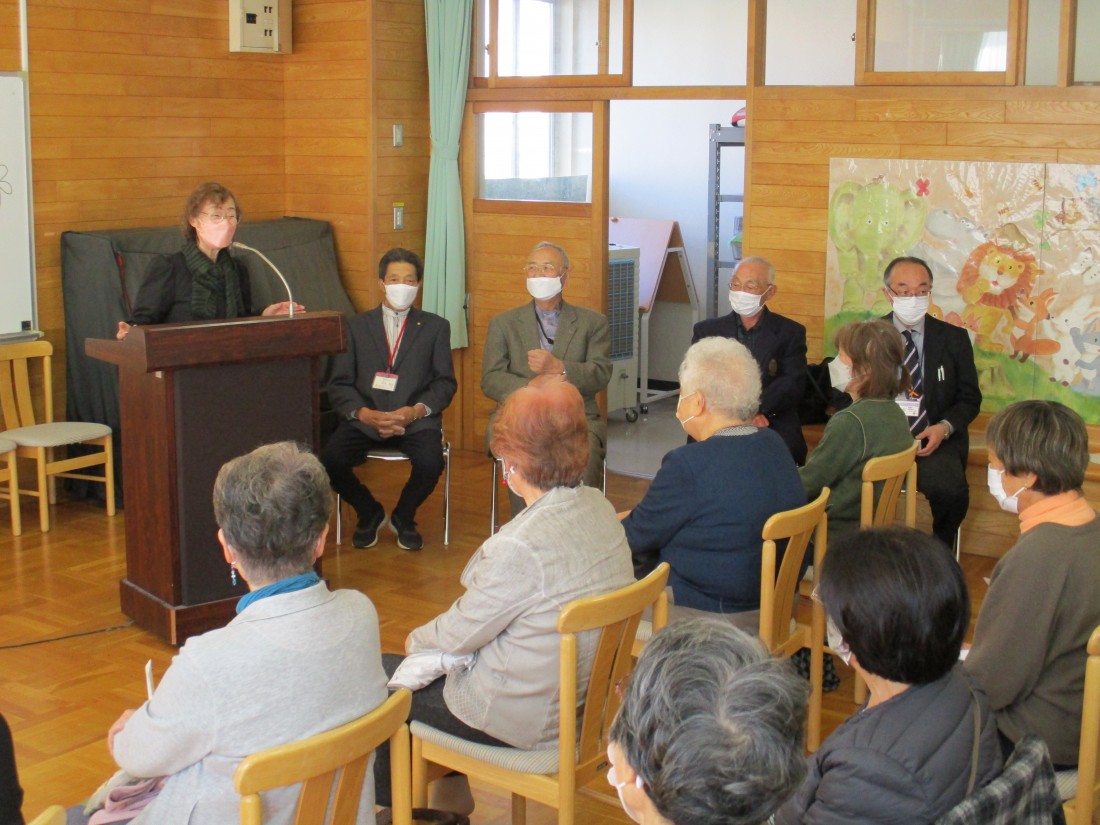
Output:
[327, 306, 457, 439]
[693, 307, 808, 463]
[887, 313, 982, 457]
[481, 300, 611, 441]
[114, 584, 389, 825]
[129, 250, 254, 325]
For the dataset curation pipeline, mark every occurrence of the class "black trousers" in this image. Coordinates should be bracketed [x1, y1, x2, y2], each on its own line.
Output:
[320, 423, 444, 524]
[373, 654, 507, 807]
[916, 437, 969, 550]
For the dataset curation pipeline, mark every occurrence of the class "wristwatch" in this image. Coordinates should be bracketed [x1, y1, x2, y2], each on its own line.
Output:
[938, 419, 954, 439]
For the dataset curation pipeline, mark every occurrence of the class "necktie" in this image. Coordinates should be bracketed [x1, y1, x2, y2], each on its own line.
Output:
[902, 330, 927, 435]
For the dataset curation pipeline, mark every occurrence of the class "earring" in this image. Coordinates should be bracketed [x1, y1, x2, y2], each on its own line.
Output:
[230, 563, 238, 587]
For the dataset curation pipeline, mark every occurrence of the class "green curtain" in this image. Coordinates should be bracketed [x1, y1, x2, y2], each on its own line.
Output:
[422, 0, 473, 349]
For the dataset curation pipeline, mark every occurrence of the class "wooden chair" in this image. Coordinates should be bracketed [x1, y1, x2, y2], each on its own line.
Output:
[335, 433, 452, 546]
[852, 441, 918, 704]
[235, 688, 413, 825]
[1060, 624, 1100, 825]
[410, 563, 671, 825]
[0, 435, 20, 535]
[0, 340, 115, 532]
[759, 488, 829, 753]
[25, 806, 65, 825]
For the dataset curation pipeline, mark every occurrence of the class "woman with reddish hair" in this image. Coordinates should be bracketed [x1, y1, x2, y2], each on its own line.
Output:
[373, 377, 634, 814]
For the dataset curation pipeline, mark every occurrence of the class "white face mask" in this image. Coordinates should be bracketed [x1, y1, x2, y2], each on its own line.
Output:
[987, 465, 1027, 514]
[384, 282, 419, 311]
[826, 616, 853, 666]
[607, 760, 645, 823]
[729, 288, 766, 317]
[675, 391, 698, 431]
[828, 358, 852, 393]
[891, 295, 930, 327]
[527, 275, 563, 301]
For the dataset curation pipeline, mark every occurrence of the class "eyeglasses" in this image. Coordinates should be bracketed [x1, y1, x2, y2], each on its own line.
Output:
[886, 285, 931, 298]
[523, 263, 561, 275]
[199, 211, 240, 225]
[730, 279, 771, 294]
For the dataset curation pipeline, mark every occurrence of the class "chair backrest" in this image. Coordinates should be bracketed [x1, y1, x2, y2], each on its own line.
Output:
[759, 489, 829, 655]
[860, 441, 918, 528]
[1066, 624, 1100, 825]
[557, 563, 670, 791]
[234, 688, 412, 825]
[934, 735, 1062, 825]
[0, 340, 53, 430]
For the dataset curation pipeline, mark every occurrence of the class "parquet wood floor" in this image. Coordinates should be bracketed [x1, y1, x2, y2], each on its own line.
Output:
[0, 448, 996, 822]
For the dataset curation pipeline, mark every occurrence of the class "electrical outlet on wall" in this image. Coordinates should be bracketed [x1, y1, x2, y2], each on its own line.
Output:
[393, 203, 405, 231]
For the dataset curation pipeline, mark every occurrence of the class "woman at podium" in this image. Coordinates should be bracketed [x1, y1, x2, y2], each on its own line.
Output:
[115, 182, 298, 340]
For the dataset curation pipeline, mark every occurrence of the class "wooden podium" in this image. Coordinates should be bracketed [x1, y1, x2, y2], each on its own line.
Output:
[86, 312, 346, 644]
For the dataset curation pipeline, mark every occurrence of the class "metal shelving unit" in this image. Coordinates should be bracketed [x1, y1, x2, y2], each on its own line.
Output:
[706, 123, 746, 318]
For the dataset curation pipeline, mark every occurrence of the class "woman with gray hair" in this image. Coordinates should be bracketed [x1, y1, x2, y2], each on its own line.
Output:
[966, 400, 1100, 768]
[98, 442, 388, 825]
[607, 618, 809, 825]
[622, 337, 805, 629]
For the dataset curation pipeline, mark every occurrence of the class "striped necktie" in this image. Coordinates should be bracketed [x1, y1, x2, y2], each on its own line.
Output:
[902, 330, 927, 435]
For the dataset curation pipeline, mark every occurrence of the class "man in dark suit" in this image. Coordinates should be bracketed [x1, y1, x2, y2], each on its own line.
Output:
[883, 256, 982, 550]
[691, 257, 808, 464]
[321, 248, 457, 551]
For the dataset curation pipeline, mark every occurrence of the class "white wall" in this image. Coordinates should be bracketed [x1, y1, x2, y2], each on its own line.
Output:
[610, 100, 742, 381]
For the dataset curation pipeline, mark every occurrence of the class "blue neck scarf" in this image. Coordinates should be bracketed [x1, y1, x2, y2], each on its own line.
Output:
[236, 571, 321, 614]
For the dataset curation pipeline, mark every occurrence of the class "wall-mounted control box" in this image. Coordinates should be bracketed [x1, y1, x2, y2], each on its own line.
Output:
[230, 0, 293, 54]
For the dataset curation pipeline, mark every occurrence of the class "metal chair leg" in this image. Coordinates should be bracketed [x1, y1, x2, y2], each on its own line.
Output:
[335, 493, 342, 545]
[443, 441, 451, 546]
[490, 458, 499, 536]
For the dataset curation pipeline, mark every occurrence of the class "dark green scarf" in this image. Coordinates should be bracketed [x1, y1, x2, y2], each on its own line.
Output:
[184, 241, 246, 320]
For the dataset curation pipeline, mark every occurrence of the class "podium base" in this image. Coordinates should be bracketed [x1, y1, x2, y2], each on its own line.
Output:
[120, 579, 238, 646]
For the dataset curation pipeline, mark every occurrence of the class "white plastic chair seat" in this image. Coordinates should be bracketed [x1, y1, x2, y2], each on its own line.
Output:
[1055, 769, 1077, 801]
[366, 448, 412, 461]
[0, 437, 15, 453]
[410, 721, 561, 775]
[4, 422, 112, 449]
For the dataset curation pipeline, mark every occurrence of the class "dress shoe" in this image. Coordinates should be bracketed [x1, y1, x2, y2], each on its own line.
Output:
[352, 508, 387, 548]
[389, 512, 424, 551]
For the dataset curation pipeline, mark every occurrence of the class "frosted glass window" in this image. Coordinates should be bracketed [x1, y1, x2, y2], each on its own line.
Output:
[1075, 1, 1100, 83]
[873, 0, 1009, 72]
[765, 0, 857, 85]
[479, 112, 594, 202]
[1024, 0, 1060, 85]
[494, 0, 619, 77]
[632, 0, 746, 86]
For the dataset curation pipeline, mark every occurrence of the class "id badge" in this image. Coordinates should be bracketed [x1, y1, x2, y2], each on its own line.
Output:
[895, 393, 921, 417]
[372, 372, 398, 392]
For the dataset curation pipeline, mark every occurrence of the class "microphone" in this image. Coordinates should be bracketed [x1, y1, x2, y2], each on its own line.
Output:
[231, 241, 296, 318]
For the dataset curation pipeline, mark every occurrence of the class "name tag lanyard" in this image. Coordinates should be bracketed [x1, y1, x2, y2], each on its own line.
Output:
[534, 306, 555, 347]
[386, 317, 409, 372]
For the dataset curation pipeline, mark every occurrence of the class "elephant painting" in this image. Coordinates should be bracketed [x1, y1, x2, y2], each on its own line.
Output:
[829, 180, 928, 313]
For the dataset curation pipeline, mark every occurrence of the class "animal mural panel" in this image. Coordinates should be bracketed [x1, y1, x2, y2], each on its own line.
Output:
[825, 159, 1100, 420]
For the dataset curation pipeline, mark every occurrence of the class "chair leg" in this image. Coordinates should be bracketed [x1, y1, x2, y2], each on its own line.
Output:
[334, 493, 343, 545]
[511, 793, 526, 825]
[35, 448, 50, 533]
[5, 454, 20, 537]
[410, 736, 428, 809]
[443, 443, 451, 546]
[490, 459, 499, 536]
[854, 672, 868, 705]
[103, 436, 116, 517]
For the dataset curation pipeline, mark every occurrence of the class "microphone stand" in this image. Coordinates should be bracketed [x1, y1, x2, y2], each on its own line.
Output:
[231, 241, 296, 318]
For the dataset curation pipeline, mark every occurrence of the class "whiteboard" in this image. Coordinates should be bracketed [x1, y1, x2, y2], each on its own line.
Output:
[0, 73, 36, 339]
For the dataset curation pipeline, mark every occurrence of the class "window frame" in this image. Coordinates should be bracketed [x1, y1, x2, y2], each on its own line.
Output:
[473, 0, 634, 89]
[854, 0, 1025, 86]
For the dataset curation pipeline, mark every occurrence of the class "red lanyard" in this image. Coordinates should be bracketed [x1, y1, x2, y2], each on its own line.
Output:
[387, 317, 409, 371]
